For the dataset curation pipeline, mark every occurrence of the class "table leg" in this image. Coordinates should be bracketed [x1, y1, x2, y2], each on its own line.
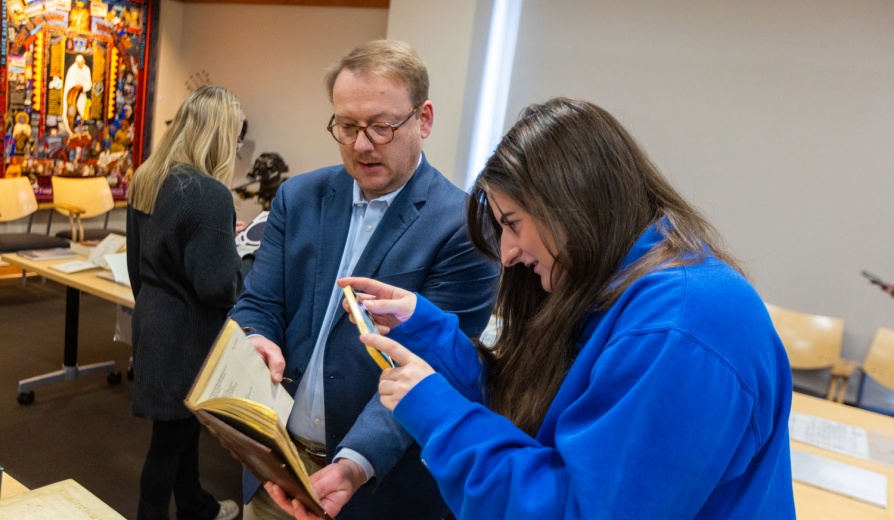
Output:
[17, 287, 121, 404]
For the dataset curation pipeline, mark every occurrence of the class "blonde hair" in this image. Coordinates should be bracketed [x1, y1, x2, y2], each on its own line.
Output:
[128, 86, 244, 213]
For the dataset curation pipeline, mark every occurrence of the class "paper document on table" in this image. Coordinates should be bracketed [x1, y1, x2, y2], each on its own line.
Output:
[103, 252, 131, 287]
[0, 478, 125, 519]
[789, 411, 870, 459]
[50, 260, 99, 273]
[88, 233, 126, 268]
[791, 449, 888, 508]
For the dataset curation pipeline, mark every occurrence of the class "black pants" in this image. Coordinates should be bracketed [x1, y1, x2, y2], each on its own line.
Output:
[137, 417, 220, 520]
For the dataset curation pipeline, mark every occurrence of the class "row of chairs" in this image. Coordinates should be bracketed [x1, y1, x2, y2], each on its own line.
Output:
[766, 303, 894, 409]
[0, 176, 124, 255]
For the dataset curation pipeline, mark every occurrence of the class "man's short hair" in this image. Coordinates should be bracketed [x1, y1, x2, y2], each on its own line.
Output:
[325, 40, 429, 109]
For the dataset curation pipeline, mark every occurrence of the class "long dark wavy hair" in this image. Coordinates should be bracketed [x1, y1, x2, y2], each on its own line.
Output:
[467, 97, 742, 436]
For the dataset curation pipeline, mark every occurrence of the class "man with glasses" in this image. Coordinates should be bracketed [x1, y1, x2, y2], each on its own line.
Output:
[231, 40, 499, 520]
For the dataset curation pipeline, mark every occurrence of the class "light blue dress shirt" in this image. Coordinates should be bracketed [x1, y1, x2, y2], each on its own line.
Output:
[286, 177, 407, 481]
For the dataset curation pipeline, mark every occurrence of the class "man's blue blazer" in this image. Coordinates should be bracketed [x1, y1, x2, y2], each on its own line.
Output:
[230, 154, 499, 519]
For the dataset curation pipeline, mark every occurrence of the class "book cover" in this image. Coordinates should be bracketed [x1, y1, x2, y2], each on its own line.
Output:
[185, 319, 330, 519]
[17, 247, 76, 260]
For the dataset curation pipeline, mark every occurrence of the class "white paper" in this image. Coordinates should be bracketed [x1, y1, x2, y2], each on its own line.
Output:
[791, 449, 888, 508]
[103, 252, 131, 287]
[0, 479, 125, 519]
[88, 233, 126, 269]
[789, 411, 871, 459]
[50, 260, 100, 274]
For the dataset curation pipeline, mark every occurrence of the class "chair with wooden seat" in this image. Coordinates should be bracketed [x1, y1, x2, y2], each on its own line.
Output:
[765, 302, 845, 400]
[829, 327, 894, 412]
[50, 176, 126, 242]
[0, 177, 72, 254]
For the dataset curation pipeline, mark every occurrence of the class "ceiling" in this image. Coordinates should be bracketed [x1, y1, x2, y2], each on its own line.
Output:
[178, 0, 389, 7]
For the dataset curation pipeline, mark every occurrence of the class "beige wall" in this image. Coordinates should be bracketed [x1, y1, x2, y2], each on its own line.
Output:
[153, 2, 388, 220]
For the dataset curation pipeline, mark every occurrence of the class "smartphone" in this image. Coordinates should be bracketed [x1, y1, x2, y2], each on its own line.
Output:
[343, 285, 395, 370]
[861, 270, 891, 289]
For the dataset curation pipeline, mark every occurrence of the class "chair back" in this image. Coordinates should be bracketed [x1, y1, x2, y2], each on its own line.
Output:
[0, 177, 39, 222]
[765, 303, 844, 370]
[51, 176, 114, 219]
[864, 327, 894, 392]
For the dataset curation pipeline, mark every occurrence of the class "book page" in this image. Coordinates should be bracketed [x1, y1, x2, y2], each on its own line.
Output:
[104, 252, 131, 286]
[88, 233, 126, 268]
[188, 320, 294, 426]
[0, 479, 125, 519]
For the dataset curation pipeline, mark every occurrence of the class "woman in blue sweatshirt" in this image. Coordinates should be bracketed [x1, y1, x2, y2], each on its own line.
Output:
[271, 97, 796, 519]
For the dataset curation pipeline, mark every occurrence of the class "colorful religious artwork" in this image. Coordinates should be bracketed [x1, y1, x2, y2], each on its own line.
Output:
[1, 0, 157, 200]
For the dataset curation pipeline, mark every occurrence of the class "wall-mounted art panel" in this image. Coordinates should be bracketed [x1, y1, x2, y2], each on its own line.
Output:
[2, 0, 157, 200]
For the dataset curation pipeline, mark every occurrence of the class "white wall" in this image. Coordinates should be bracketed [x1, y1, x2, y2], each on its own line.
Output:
[505, 0, 894, 395]
[386, 0, 481, 186]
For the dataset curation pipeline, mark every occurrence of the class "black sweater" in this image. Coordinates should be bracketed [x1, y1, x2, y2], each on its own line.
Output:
[126, 165, 243, 420]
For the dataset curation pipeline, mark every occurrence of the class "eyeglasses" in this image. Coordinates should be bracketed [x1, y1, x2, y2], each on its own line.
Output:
[326, 107, 419, 145]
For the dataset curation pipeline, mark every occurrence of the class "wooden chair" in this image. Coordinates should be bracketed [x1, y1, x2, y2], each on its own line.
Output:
[765, 303, 845, 400]
[829, 327, 894, 408]
[862, 327, 894, 393]
[49, 176, 126, 242]
[0, 177, 72, 254]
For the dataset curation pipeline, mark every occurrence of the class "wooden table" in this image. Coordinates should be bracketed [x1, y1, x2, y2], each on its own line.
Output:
[1, 253, 134, 404]
[792, 392, 894, 518]
[0, 471, 28, 500]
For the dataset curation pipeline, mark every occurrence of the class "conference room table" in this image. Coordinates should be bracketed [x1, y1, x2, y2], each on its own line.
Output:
[1, 252, 134, 405]
[0, 471, 28, 500]
[792, 392, 894, 518]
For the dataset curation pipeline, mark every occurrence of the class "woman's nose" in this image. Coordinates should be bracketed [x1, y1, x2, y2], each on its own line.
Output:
[501, 240, 520, 267]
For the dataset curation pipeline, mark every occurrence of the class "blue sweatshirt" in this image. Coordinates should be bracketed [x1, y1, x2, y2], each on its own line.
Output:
[389, 225, 795, 519]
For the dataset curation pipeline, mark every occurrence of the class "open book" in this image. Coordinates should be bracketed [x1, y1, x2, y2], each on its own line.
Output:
[185, 319, 330, 519]
[50, 233, 127, 274]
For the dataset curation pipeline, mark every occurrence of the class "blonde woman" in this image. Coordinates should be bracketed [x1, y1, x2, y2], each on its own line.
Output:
[126, 86, 245, 520]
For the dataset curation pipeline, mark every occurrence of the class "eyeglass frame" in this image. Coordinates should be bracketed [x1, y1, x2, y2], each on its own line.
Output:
[326, 106, 420, 145]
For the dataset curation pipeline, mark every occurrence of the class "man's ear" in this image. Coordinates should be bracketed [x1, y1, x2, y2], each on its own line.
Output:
[418, 101, 434, 139]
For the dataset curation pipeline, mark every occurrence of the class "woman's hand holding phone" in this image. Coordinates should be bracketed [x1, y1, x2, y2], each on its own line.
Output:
[337, 277, 417, 334]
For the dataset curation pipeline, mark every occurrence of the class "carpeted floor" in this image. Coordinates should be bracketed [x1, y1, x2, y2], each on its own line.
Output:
[0, 276, 243, 518]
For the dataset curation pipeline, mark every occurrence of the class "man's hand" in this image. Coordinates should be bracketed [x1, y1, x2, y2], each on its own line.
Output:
[265, 459, 367, 519]
[247, 335, 287, 383]
[338, 277, 417, 334]
[364, 333, 436, 410]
